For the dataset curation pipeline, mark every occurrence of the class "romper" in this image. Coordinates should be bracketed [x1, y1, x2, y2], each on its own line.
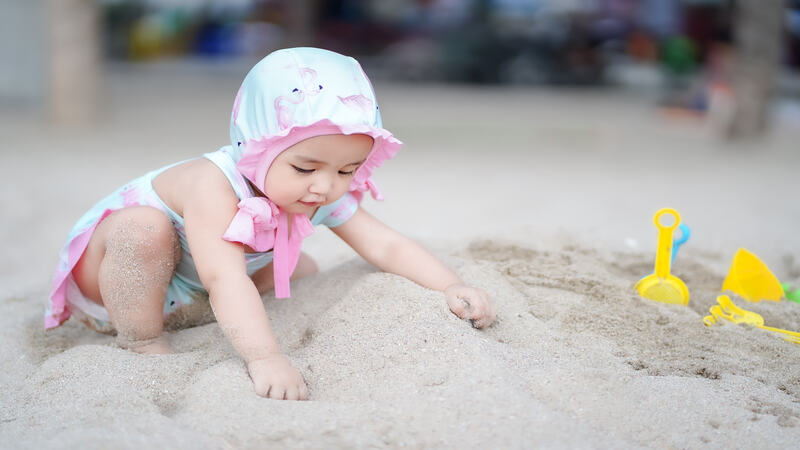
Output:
[44, 146, 359, 333]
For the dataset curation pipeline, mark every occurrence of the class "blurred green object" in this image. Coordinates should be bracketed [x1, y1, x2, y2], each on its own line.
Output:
[783, 282, 800, 303]
[662, 36, 696, 75]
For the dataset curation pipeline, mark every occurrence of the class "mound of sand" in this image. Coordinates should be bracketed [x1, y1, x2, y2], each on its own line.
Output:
[2, 239, 799, 448]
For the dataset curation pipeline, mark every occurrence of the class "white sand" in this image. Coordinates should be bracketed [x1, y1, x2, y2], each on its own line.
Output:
[2, 60, 800, 448]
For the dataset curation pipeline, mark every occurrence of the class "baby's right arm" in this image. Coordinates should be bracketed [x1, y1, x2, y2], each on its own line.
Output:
[182, 166, 307, 400]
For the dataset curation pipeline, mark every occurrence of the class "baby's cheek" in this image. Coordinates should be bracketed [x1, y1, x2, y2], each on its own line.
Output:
[340, 177, 356, 193]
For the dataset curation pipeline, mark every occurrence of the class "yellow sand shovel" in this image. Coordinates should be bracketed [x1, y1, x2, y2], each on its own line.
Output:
[721, 248, 784, 302]
[703, 295, 800, 344]
[635, 208, 690, 305]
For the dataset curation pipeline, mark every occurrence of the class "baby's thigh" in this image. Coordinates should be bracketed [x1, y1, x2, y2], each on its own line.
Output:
[73, 206, 179, 304]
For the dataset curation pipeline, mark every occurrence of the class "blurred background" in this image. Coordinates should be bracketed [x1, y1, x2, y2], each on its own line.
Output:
[3, 0, 800, 135]
[1, 0, 800, 294]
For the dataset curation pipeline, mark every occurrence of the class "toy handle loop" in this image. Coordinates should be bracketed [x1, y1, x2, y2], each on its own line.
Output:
[653, 208, 680, 278]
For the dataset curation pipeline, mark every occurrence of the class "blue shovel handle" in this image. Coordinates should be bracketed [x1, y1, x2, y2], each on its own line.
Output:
[671, 224, 690, 264]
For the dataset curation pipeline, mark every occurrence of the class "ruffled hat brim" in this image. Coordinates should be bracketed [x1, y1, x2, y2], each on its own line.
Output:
[236, 118, 402, 197]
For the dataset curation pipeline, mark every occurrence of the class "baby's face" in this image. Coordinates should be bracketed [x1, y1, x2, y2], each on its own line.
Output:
[264, 134, 374, 214]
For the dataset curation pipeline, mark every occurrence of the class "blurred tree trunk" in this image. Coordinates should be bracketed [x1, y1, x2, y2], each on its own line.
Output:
[725, 0, 785, 139]
[48, 0, 101, 125]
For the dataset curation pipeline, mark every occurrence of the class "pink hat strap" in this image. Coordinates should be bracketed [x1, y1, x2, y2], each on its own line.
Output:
[222, 197, 314, 298]
[272, 212, 314, 297]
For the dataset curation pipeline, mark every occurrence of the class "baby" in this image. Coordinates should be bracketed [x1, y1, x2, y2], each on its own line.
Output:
[45, 47, 495, 401]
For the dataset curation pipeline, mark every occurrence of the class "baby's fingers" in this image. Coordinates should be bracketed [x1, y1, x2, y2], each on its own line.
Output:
[468, 298, 496, 329]
[254, 382, 270, 398]
[449, 296, 471, 319]
[286, 382, 309, 401]
[467, 304, 488, 328]
[286, 386, 301, 401]
[268, 385, 286, 400]
[470, 313, 495, 329]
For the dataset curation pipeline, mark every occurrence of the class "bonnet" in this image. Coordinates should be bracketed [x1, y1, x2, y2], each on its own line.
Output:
[223, 47, 402, 298]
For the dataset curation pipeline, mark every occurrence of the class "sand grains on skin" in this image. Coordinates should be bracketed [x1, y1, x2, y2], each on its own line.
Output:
[95, 213, 181, 352]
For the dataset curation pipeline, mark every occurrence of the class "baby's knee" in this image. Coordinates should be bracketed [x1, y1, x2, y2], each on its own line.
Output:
[105, 207, 179, 268]
[293, 252, 318, 279]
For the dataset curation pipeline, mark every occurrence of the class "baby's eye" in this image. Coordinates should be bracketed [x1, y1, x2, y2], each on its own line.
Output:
[338, 169, 355, 176]
[292, 165, 314, 174]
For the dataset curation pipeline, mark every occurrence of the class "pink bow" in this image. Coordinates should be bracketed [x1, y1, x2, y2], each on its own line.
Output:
[222, 197, 314, 298]
[223, 197, 280, 251]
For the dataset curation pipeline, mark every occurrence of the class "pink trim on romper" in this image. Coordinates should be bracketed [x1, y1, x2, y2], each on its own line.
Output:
[330, 194, 358, 220]
[45, 208, 114, 329]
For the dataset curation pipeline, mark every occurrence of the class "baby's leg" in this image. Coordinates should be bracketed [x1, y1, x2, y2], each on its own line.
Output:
[74, 206, 180, 354]
[251, 252, 318, 295]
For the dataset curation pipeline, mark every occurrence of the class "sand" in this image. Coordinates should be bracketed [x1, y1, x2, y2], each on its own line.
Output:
[2, 60, 800, 448]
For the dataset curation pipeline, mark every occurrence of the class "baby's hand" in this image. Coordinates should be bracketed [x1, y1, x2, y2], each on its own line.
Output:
[246, 353, 309, 400]
[444, 283, 496, 329]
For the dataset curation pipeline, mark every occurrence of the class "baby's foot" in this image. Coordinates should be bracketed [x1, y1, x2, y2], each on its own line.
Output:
[118, 334, 174, 355]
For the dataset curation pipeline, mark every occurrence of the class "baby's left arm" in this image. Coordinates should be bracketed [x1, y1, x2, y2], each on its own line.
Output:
[331, 209, 496, 328]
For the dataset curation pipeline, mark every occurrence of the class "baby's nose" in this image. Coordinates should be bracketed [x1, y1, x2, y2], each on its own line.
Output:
[309, 173, 334, 194]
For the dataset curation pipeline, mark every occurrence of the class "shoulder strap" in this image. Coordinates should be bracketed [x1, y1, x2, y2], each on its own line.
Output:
[203, 146, 254, 200]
